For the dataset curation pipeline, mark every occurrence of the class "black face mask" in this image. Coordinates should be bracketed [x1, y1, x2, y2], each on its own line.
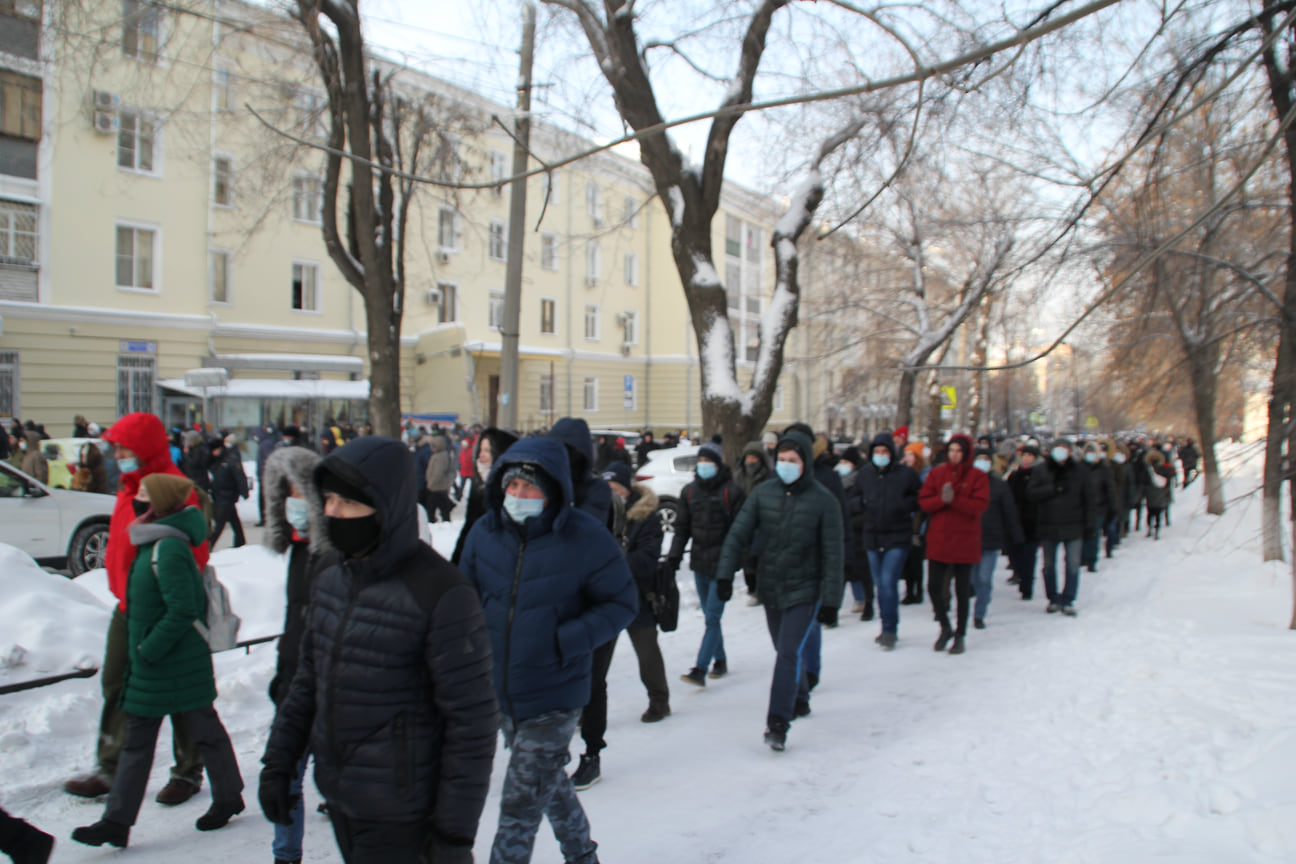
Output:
[132, 499, 150, 517]
[327, 514, 381, 558]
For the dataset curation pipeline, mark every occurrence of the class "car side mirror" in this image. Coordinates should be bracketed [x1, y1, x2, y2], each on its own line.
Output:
[24, 484, 48, 499]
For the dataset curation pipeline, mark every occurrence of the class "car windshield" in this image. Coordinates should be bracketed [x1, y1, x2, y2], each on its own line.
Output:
[0, 466, 27, 497]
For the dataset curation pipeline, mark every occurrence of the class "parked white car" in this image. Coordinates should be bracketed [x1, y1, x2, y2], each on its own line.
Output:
[0, 461, 115, 576]
[632, 445, 699, 531]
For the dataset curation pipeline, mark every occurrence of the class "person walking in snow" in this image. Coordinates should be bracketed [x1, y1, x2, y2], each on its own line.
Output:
[1143, 448, 1175, 539]
[451, 427, 518, 565]
[424, 432, 457, 522]
[260, 436, 498, 864]
[855, 432, 922, 648]
[72, 474, 245, 849]
[667, 441, 745, 687]
[713, 429, 843, 752]
[261, 446, 336, 864]
[970, 447, 1022, 630]
[838, 447, 875, 621]
[1080, 441, 1119, 571]
[1005, 444, 1042, 600]
[919, 434, 989, 654]
[460, 437, 636, 864]
[1028, 439, 1091, 616]
[735, 440, 771, 604]
[206, 437, 248, 548]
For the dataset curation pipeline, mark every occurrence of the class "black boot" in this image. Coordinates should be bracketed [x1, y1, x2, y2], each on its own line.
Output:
[860, 600, 874, 622]
[763, 717, 789, 752]
[71, 819, 129, 849]
[195, 797, 245, 831]
[2, 818, 54, 864]
[934, 626, 954, 652]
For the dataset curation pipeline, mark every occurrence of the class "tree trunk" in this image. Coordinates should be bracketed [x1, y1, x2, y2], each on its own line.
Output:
[925, 371, 943, 445]
[1186, 353, 1225, 516]
[364, 288, 402, 438]
[896, 370, 917, 429]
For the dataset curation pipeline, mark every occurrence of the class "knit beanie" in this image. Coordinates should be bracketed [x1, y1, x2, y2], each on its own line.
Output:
[762, 432, 778, 448]
[501, 461, 558, 503]
[602, 461, 633, 490]
[319, 467, 373, 506]
[697, 442, 724, 465]
[141, 473, 193, 517]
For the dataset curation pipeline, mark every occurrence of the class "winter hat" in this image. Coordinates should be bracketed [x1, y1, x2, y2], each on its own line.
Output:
[894, 425, 910, 440]
[697, 442, 724, 464]
[501, 461, 558, 503]
[141, 473, 193, 518]
[602, 461, 633, 490]
[762, 432, 778, 448]
[840, 446, 864, 468]
[974, 447, 994, 460]
[319, 467, 373, 507]
[87, 422, 102, 436]
[1021, 444, 1042, 458]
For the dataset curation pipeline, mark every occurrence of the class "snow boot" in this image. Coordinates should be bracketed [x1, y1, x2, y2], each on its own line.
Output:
[680, 667, 706, 687]
[0, 816, 54, 864]
[71, 819, 129, 849]
[1046, 602, 1061, 613]
[860, 600, 874, 622]
[641, 701, 671, 723]
[156, 777, 200, 806]
[763, 718, 789, 752]
[1061, 605, 1077, 617]
[974, 618, 985, 630]
[793, 699, 811, 718]
[933, 626, 954, 652]
[571, 754, 601, 791]
[708, 659, 728, 679]
[877, 632, 897, 650]
[195, 797, 244, 831]
[63, 773, 111, 799]
[948, 636, 966, 655]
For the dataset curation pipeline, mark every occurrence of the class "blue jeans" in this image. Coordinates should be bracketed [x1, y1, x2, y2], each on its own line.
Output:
[1041, 539, 1082, 605]
[867, 547, 911, 634]
[972, 549, 998, 621]
[848, 580, 867, 603]
[272, 752, 309, 862]
[693, 572, 727, 670]
[763, 603, 817, 725]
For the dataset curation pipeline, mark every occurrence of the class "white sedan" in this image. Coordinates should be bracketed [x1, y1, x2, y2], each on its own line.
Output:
[0, 461, 115, 576]
[632, 445, 699, 532]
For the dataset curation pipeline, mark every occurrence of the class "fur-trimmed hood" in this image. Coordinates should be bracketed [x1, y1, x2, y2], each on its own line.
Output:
[626, 483, 659, 522]
[263, 445, 328, 555]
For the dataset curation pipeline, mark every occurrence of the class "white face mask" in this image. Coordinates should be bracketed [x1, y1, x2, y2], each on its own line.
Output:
[503, 493, 545, 523]
[476, 460, 491, 479]
[285, 496, 311, 534]
[834, 462, 852, 477]
[1113, 453, 1126, 464]
[973, 458, 992, 473]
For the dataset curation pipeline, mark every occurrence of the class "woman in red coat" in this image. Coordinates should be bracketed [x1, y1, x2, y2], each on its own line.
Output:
[918, 434, 989, 655]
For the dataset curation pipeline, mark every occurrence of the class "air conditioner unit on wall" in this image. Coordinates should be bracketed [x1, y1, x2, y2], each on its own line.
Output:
[615, 312, 628, 326]
[437, 250, 450, 264]
[585, 276, 598, 288]
[93, 111, 119, 135]
[425, 288, 443, 306]
[620, 343, 632, 357]
[93, 90, 120, 111]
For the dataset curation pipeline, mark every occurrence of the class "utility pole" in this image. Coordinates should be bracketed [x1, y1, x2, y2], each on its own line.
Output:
[498, 2, 535, 431]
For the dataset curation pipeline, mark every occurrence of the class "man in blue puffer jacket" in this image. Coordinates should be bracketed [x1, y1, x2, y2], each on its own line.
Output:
[461, 437, 636, 864]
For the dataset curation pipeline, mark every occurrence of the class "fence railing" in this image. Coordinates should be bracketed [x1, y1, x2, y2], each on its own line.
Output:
[0, 632, 283, 696]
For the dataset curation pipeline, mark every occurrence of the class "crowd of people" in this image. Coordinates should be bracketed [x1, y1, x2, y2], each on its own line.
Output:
[0, 407, 1202, 864]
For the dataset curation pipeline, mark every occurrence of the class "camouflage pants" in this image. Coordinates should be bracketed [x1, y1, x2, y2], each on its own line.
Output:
[491, 709, 597, 864]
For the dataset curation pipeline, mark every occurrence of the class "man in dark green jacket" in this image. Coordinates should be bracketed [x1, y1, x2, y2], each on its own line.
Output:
[714, 429, 843, 752]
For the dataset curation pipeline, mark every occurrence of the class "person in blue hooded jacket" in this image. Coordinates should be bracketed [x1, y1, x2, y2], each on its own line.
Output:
[461, 437, 636, 864]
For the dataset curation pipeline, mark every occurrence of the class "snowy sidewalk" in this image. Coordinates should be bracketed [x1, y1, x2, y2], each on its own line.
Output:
[2, 457, 1294, 862]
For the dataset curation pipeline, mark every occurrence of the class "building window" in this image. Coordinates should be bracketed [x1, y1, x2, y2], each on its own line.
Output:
[213, 155, 233, 207]
[586, 181, 602, 227]
[121, 0, 161, 62]
[746, 336, 759, 363]
[117, 111, 157, 173]
[583, 376, 598, 412]
[541, 232, 558, 270]
[540, 298, 556, 335]
[209, 249, 230, 304]
[624, 252, 638, 286]
[0, 71, 42, 141]
[583, 304, 599, 341]
[213, 67, 235, 112]
[540, 171, 559, 205]
[436, 282, 457, 323]
[293, 174, 323, 223]
[585, 240, 600, 283]
[622, 310, 638, 345]
[539, 375, 554, 413]
[489, 290, 505, 330]
[746, 225, 763, 263]
[293, 88, 328, 138]
[438, 206, 459, 251]
[725, 214, 742, 258]
[725, 261, 741, 311]
[115, 225, 156, 290]
[0, 351, 19, 419]
[0, 200, 37, 265]
[292, 261, 320, 311]
[117, 355, 155, 417]
[489, 150, 507, 196]
[488, 220, 507, 262]
[624, 195, 638, 228]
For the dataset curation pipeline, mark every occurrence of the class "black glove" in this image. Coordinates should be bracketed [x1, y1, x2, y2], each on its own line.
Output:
[715, 580, 733, 602]
[258, 766, 299, 826]
[817, 606, 838, 627]
[667, 556, 682, 572]
[422, 832, 474, 864]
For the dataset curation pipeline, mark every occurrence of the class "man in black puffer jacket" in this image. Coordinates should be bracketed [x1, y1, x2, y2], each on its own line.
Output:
[1028, 440, 1091, 616]
[854, 432, 921, 648]
[259, 437, 498, 864]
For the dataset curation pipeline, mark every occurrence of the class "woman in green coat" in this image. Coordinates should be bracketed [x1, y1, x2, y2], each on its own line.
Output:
[73, 473, 245, 849]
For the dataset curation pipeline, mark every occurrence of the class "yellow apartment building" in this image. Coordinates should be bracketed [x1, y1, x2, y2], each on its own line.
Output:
[0, 0, 799, 441]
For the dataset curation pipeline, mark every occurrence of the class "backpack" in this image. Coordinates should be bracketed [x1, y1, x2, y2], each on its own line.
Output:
[648, 559, 680, 632]
[152, 537, 241, 652]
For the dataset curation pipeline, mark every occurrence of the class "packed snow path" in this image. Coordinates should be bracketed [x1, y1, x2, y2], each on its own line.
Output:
[2, 451, 1293, 862]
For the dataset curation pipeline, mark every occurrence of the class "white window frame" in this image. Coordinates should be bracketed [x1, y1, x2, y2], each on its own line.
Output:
[540, 171, 560, 206]
[541, 232, 559, 271]
[436, 281, 458, 323]
[623, 310, 639, 346]
[213, 65, 235, 112]
[209, 248, 232, 304]
[117, 354, 156, 417]
[437, 206, 460, 252]
[624, 194, 638, 228]
[489, 150, 508, 197]
[585, 240, 601, 282]
[0, 199, 37, 266]
[292, 173, 323, 224]
[583, 303, 600, 341]
[488, 220, 507, 262]
[117, 109, 160, 175]
[540, 297, 557, 335]
[115, 221, 160, 293]
[489, 290, 505, 331]
[624, 251, 638, 286]
[212, 153, 234, 208]
[0, 350, 21, 419]
[121, 0, 163, 64]
[583, 376, 599, 412]
[539, 375, 555, 413]
[291, 259, 322, 313]
[586, 180, 602, 227]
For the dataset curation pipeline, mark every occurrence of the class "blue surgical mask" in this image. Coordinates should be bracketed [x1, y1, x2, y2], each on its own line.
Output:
[696, 461, 717, 480]
[775, 461, 801, 484]
[1113, 453, 1126, 464]
[1051, 447, 1070, 464]
[973, 458, 992, 473]
[503, 493, 545, 523]
[285, 496, 311, 534]
[872, 453, 891, 469]
[1084, 452, 1099, 464]
[834, 461, 852, 477]
[118, 457, 139, 473]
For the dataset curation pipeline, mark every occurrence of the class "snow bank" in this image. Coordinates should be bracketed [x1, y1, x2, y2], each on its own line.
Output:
[0, 545, 108, 684]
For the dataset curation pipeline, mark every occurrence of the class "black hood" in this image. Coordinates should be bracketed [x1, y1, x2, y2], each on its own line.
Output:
[313, 436, 421, 579]
[869, 432, 897, 462]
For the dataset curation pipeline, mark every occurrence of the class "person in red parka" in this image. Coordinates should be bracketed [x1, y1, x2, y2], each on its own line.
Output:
[918, 434, 988, 656]
[63, 412, 212, 806]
